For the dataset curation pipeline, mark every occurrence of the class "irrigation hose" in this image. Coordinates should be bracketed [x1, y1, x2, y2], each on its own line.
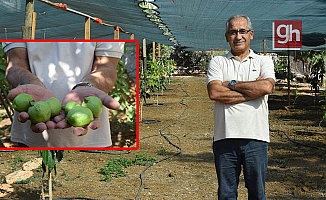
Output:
[270, 128, 324, 150]
[67, 81, 326, 198]
[134, 79, 188, 200]
[79, 150, 131, 155]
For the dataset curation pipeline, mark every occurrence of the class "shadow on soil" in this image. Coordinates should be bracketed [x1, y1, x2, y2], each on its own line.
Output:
[4, 186, 39, 200]
[267, 89, 326, 199]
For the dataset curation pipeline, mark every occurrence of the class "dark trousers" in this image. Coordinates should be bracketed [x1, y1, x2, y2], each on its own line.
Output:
[213, 139, 268, 200]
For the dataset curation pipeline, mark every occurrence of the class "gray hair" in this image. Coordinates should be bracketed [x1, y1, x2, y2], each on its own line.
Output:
[225, 15, 253, 33]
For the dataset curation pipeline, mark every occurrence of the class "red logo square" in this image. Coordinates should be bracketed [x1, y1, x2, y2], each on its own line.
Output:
[273, 20, 302, 50]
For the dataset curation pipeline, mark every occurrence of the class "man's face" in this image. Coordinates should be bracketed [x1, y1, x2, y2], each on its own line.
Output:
[225, 17, 254, 56]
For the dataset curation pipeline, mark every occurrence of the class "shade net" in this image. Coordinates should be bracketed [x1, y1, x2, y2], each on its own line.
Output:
[0, 0, 326, 52]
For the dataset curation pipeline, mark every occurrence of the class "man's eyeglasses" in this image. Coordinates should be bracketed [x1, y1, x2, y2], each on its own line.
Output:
[227, 29, 252, 36]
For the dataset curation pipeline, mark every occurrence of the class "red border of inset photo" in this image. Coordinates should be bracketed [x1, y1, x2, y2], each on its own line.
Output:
[0, 39, 139, 151]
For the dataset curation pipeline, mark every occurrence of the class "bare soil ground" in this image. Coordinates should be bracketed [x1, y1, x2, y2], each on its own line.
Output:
[0, 75, 325, 200]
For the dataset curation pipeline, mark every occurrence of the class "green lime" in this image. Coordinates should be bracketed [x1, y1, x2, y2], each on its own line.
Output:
[45, 97, 62, 117]
[12, 93, 33, 112]
[28, 101, 51, 123]
[66, 106, 94, 127]
[82, 96, 103, 117]
[63, 101, 80, 114]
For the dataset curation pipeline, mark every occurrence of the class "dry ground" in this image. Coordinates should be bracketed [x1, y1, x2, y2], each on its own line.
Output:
[0, 75, 325, 200]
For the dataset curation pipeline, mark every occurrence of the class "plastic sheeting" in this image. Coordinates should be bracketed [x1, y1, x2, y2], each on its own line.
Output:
[0, 0, 326, 52]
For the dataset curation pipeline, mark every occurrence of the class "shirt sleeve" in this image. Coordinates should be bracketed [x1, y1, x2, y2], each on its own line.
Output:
[2, 42, 26, 53]
[260, 55, 276, 81]
[95, 42, 125, 58]
[206, 56, 224, 85]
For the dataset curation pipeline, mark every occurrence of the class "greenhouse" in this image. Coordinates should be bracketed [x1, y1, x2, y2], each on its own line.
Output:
[0, 0, 326, 50]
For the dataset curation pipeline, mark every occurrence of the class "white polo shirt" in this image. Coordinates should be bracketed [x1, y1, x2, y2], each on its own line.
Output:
[3, 42, 124, 147]
[206, 50, 275, 142]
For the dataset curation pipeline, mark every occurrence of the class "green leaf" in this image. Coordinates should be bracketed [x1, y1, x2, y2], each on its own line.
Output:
[42, 162, 46, 173]
[114, 96, 121, 102]
[56, 150, 64, 162]
[111, 110, 118, 116]
[40, 151, 53, 173]
[0, 64, 7, 71]
[40, 150, 49, 166]
[40, 150, 62, 173]
[47, 151, 56, 172]
[0, 73, 5, 81]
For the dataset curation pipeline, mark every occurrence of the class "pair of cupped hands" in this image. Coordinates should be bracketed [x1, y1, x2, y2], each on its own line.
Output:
[8, 84, 120, 136]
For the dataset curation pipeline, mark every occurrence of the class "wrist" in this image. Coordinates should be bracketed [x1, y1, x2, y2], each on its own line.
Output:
[72, 82, 93, 90]
[228, 80, 237, 90]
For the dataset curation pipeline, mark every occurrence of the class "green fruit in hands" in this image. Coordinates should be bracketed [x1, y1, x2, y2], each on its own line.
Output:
[28, 101, 51, 123]
[63, 101, 80, 114]
[12, 93, 33, 112]
[45, 97, 62, 117]
[66, 106, 94, 127]
[82, 96, 103, 117]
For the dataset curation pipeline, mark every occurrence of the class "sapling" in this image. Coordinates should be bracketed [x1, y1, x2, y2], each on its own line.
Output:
[39, 150, 64, 200]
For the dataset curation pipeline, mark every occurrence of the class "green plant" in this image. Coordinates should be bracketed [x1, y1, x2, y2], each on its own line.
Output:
[13, 155, 24, 163]
[99, 156, 133, 181]
[39, 150, 63, 175]
[110, 60, 136, 126]
[39, 150, 64, 200]
[320, 88, 326, 120]
[99, 153, 157, 181]
[140, 59, 176, 103]
[11, 156, 24, 171]
[133, 152, 157, 166]
[0, 43, 7, 85]
[15, 174, 42, 184]
[157, 146, 168, 155]
[273, 56, 289, 79]
[0, 65, 6, 84]
[0, 43, 13, 121]
[140, 43, 176, 104]
[169, 45, 214, 72]
[291, 85, 299, 105]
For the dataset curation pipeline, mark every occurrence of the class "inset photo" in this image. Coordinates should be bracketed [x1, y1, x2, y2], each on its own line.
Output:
[0, 40, 139, 150]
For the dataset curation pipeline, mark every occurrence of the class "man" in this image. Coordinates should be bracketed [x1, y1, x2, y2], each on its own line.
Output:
[3, 41, 124, 147]
[206, 15, 275, 199]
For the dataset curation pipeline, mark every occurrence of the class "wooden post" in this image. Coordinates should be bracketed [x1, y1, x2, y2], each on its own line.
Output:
[263, 39, 266, 55]
[158, 43, 161, 58]
[22, 0, 34, 39]
[143, 38, 147, 68]
[152, 41, 155, 61]
[85, 17, 91, 39]
[114, 26, 120, 39]
[31, 12, 36, 39]
[287, 50, 291, 107]
[141, 38, 147, 122]
[49, 170, 53, 200]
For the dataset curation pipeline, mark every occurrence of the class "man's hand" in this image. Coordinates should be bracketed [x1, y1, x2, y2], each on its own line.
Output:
[8, 84, 57, 133]
[54, 86, 120, 136]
